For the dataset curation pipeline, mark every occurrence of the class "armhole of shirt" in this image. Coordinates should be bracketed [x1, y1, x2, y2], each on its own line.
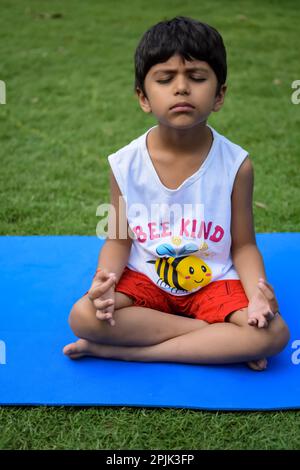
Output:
[107, 153, 125, 197]
[229, 151, 249, 194]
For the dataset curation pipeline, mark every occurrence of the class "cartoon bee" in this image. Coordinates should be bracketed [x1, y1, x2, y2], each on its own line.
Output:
[147, 242, 212, 293]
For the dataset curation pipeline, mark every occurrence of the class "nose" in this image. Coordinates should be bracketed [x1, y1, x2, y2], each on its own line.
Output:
[174, 75, 190, 95]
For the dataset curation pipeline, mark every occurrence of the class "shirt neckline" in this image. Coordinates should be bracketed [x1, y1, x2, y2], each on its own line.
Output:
[141, 124, 218, 194]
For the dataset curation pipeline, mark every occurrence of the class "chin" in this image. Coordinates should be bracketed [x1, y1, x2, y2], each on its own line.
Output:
[168, 121, 204, 130]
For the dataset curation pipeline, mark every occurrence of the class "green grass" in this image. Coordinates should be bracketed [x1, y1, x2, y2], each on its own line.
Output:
[1, 407, 300, 450]
[0, 0, 299, 450]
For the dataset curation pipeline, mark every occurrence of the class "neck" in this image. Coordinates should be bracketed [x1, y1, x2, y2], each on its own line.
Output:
[154, 121, 211, 156]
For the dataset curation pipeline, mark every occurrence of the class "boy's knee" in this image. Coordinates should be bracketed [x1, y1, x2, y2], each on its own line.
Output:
[269, 317, 290, 354]
[68, 297, 115, 341]
[68, 303, 82, 336]
[258, 317, 290, 356]
[68, 298, 94, 337]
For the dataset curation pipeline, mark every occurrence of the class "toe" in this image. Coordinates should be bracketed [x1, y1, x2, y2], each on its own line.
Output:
[247, 358, 268, 371]
[63, 343, 79, 358]
[63, 341, 86, 359]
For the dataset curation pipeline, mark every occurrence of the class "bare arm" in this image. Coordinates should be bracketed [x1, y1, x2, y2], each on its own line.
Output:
[230, 157, 280, 327]
[87, 170, 133, 325]
[97, 239, 131, 285]
[230, 157, 267, 299]
[97, 169, 133, 283]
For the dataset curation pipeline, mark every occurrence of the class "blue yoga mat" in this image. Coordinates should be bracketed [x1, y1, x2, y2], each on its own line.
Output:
[0, 234, 299, 410]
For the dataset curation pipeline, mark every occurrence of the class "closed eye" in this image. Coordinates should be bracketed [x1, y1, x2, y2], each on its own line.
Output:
[156, 78, 207, 84]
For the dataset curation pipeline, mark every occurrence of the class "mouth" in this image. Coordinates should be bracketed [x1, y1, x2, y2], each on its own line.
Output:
[194, 279, 204, 284]
[170, 103, 195, 112]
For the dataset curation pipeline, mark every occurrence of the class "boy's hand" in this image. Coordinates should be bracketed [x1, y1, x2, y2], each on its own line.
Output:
[247, 278, 280, 328]
[87, 270, 117, 326]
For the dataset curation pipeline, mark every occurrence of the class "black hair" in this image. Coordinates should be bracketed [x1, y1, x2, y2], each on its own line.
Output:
[134, 16, 227, 97]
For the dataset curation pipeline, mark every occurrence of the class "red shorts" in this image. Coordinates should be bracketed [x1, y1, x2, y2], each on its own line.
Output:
[113, 267, 249, 324]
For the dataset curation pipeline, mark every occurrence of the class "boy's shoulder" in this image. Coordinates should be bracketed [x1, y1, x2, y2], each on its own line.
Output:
[107, 130, 148, 195]
[107, 129, 146, 162]
[212, 126, 248, 156]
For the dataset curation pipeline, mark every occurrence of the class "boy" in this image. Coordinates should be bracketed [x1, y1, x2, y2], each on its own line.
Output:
[63, 16, 290, 370]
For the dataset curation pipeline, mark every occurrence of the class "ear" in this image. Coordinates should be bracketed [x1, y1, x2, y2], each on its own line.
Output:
[213, 84, 227, 112]
[136, 87, 152, 114]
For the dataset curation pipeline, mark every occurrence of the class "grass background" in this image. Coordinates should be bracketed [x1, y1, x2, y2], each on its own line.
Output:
[0, 0, 299, 450]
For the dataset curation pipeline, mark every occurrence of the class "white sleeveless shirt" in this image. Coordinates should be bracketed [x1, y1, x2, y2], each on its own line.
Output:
[108, 125, 248, 296]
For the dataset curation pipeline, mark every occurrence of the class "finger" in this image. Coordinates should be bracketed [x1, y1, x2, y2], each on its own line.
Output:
[265, 310, 275, 321]
[93, 298, 114, 310]
[96, 310, 113, 321]
[259, 277, 274, 288]
[258, 317, 268, 328]
[258, 279, 274, 293]
[257, 283, 275, 301]
[93, 271, 117, 287]
[257, 284, 279, 313]
[99, 312, 116, 327]
[94, 269, 110, 281]
[109, 272, 117, 283]
[248, 317, 258, 326]
[99, 275, 117, 289]
[258, 278, 274, 293]
[96, 310, 108, 320]
[99, 271, 117, 280]
[89, 277, 116, 299]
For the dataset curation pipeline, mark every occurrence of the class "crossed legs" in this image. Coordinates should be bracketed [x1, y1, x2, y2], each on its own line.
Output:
[63, 292, 290, 369]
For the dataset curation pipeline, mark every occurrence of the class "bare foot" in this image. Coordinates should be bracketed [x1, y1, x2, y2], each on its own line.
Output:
[63, 339, 121, 360]
[63, 339, 95, 359]
[247, 358, 267, 371]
